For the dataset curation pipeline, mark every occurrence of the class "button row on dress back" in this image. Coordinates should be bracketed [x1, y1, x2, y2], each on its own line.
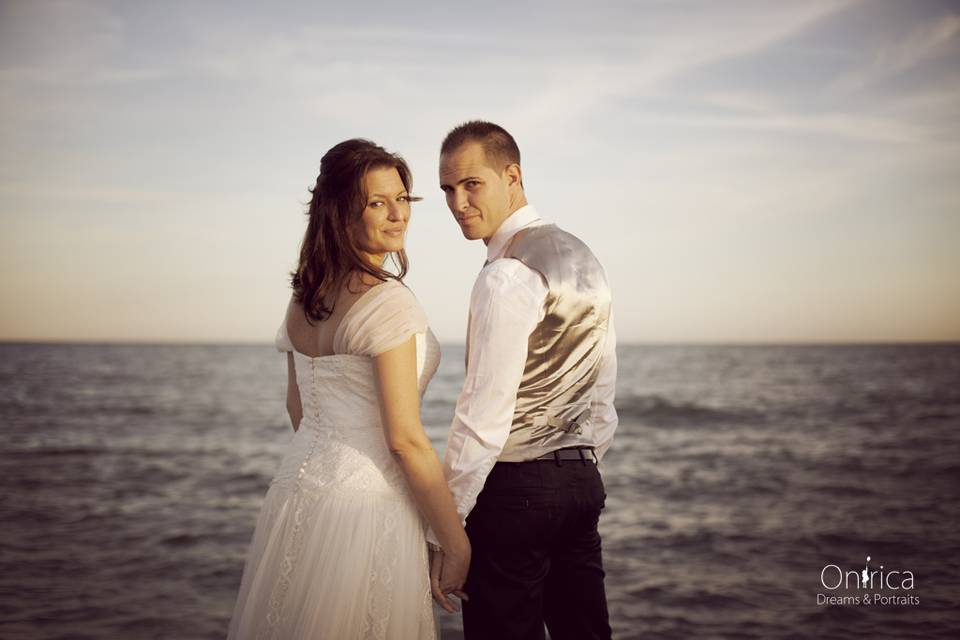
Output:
[297, 358, 323, 481]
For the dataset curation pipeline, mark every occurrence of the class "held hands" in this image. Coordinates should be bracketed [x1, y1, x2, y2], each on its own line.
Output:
[429, 544, 471, 613]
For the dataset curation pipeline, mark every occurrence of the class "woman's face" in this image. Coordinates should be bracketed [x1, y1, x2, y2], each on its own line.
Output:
[355, 165, 412, 264]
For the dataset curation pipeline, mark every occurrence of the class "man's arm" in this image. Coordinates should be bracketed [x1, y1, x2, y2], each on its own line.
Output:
[592, 306, 619, 468]
[426, 260, 546, 547]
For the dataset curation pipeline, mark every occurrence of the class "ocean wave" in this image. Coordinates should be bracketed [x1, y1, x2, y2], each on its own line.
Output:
[615, 393, 762, 427]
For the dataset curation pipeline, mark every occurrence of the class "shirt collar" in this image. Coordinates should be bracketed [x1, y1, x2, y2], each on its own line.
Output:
[486, 204, 542, 261]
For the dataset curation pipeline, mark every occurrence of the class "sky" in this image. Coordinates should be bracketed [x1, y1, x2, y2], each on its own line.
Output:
[1, 0, 958, 344]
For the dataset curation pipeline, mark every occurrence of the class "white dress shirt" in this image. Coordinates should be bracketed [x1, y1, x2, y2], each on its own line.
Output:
[427, 204, 618, 547]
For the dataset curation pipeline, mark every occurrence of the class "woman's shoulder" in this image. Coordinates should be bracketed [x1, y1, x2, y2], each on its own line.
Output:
[355, 278, 424, 318]
[337, 278, 429, 357]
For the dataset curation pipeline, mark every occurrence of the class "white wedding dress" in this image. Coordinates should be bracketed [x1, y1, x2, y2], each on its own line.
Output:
[227, 280, 441, 640]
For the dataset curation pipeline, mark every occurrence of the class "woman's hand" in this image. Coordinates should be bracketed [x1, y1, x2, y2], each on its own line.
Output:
[429, 544, 471, 613]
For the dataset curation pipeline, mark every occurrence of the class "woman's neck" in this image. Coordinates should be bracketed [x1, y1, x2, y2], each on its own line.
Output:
[363, 250, 387, 270]
[341, 251, 388, 294]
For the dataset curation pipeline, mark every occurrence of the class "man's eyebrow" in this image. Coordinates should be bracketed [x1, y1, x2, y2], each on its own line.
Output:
[439, 176, 482, 189]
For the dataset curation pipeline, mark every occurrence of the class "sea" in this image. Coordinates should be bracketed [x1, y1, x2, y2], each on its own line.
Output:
[1, 342, 959, 639]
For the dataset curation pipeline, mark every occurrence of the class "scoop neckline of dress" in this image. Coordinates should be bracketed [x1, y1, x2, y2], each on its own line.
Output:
[289, 279, 400, 361]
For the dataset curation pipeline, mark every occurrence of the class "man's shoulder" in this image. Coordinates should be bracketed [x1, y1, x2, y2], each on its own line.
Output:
[477, 256, 542, 285]
[472, 256, 548, 304]
[511, 222, 595, 252]
[507, 223, 604, 270]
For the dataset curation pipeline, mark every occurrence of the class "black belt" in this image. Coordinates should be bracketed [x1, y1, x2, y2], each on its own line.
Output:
[532, 446, 597, 465]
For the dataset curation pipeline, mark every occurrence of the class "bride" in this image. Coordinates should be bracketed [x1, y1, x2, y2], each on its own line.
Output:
[227, 139, 470, 639]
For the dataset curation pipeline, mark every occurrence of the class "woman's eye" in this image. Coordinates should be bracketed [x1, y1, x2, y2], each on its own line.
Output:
[398, 195, 410, 202]
[368, 201, 383, 208]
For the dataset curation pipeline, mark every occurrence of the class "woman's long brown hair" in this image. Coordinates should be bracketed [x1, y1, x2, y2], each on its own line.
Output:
[289, 139, 420, 323]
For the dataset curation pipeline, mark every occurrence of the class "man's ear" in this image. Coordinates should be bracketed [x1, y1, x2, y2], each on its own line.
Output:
[504, 163, 523, 189]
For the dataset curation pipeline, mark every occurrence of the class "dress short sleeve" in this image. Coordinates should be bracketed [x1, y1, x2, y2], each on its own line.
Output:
[337, 281, 428, 357]
[275, 300, 295, 352]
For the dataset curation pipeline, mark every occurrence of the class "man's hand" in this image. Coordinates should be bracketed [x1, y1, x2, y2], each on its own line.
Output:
[429, 547, 470, 613]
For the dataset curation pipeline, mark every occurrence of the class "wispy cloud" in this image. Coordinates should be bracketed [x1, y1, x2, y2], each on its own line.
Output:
[674, 91, 928, 144]
[831, 13, 960, 92]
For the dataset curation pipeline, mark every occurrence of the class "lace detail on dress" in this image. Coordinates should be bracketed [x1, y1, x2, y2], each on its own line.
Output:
[417, 538, 437, 640]
[362, 498, 401, 638]
[256, 487, 318, 640]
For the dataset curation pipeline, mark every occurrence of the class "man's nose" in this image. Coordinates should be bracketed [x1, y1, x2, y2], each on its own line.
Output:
[453, 191, 469, 213]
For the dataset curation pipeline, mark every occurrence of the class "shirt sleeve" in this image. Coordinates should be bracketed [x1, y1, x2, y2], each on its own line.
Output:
[425, 259, 547, 547]
[592, 305, 619, 469]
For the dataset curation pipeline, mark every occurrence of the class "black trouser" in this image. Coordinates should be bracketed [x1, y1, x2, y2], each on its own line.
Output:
[461, 457, 611, 640]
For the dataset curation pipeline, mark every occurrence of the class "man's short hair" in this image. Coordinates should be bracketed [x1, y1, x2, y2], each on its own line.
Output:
[440, 120, 521, 173]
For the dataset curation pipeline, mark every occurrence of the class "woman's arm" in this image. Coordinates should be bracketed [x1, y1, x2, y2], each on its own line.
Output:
[285, 352, 302, 432]
[373, 334, 470, 610]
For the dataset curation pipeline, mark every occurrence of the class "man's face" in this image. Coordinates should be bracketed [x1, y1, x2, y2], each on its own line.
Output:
[439, 141, 513, 242]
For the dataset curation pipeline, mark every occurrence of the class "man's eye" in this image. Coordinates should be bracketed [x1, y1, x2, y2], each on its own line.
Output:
[467, 181, 480, 188]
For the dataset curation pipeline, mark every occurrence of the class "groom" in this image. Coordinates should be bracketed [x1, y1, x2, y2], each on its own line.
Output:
[428, 120, 618, 640]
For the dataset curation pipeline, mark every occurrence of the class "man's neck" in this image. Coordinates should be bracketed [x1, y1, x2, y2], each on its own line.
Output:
[483, 195, 529, 246]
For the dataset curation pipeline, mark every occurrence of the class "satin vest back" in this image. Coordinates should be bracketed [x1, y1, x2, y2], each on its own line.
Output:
[469, 223, 612, 462]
